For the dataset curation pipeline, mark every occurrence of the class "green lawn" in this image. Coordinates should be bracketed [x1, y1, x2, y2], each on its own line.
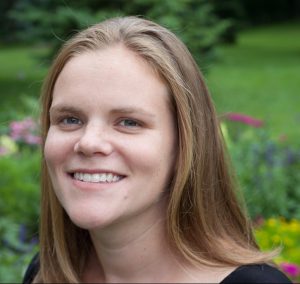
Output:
[0, 46, 48, 123]
[207, 22, 300, 144]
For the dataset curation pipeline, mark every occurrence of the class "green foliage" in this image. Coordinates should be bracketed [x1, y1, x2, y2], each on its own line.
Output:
[233, 0, 300, 25]
[0, 218, 38, 282]
[0, 149, 41, 231]
[9, 5, 109, 61]
[8, 0, 233, 66]
[0, 102, 41, 232]
[0, 114, 40, 282]
[223, 122, 300, 220]
[124, 0, 233, 66]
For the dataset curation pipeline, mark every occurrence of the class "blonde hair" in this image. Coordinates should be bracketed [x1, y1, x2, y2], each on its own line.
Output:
[36, 16, 274, 282]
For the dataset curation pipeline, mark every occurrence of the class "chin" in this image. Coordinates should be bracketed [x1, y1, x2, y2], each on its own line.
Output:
[66, 207, 114, 230]
[70, 215, 107, 230]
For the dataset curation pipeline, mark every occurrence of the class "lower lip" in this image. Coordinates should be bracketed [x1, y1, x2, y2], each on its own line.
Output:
[68, 174, 125, 191]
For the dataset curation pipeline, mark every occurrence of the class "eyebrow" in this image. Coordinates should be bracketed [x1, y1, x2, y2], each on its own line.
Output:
[49, 105, 155, 118]
[49, 105, 83, 116]
[110, 107, 156, 118]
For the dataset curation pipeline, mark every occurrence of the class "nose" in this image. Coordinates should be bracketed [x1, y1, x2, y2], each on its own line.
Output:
[74, 124, 114, 156]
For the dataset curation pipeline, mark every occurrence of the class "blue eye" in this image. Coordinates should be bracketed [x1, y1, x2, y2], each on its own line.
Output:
[119, 119, 140, 127]
[62, 117, 82, 125]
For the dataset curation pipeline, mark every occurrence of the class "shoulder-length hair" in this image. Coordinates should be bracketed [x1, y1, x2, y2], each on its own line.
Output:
[36, 16, 274, 282]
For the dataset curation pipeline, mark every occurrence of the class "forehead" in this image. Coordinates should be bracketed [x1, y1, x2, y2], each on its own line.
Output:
[56, 45, 161, 86]
[52, 45, 172, 112]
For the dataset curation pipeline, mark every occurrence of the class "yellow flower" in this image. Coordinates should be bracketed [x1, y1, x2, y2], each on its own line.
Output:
[290, 220, 300, 233]
[272, 234, 282, 244]
[0, 135, 18, 155]
[220, 123, 233, 150]
[267, 218, 277, 228]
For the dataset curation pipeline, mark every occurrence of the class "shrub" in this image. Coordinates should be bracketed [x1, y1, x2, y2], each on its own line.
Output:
[8, 0, 234, 67]
[0, 116, 41, 282]
[0, 218, 38, 282]
[222, 113, 300, 220]
[0, 149, 40, 230]
[0, 117, 41, 236]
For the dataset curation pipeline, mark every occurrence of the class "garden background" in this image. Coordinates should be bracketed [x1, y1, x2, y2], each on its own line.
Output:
[0, 0, 300, 282]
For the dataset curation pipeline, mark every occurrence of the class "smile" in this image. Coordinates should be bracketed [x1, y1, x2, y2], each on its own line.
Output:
[73, 172, 124, 183]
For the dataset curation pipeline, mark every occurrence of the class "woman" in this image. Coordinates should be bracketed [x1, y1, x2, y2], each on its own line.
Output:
[23, 16, 291, 283]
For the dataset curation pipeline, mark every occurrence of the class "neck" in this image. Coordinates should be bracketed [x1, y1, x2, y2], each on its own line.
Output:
[84, 204, 195, 283]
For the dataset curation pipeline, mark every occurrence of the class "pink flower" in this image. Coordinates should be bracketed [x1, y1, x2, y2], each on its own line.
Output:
[280, 263, 300, 277]
[24, 134, 42, 145]
[226, 113, 263, 128]
[0, 146, 8, 156]
[9, 118, 41, 145]
[10, 118, 35, 139]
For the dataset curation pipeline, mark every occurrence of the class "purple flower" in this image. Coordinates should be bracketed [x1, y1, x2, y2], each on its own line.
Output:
[19, 224, 27, 243]
[226, 113, 264, 128]
[30, 236, 39, 246]
[280, 262, 300, 277]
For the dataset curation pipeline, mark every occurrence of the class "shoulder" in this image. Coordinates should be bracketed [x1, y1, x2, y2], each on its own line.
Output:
[22, 253, 39, 284]
[221, 264, 292, 284]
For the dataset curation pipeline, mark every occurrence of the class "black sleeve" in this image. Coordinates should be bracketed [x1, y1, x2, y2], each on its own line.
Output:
[221, 264, 292, 284]
[22, 253, 40, 284]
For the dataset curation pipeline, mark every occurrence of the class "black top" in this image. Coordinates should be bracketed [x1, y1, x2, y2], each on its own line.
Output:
[23, 254, 292, 283]
[220, 264, 291, 283]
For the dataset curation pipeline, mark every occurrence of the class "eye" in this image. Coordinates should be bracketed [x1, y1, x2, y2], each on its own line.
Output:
[62, 117, 82, 125]
[119, 119, 141, 128]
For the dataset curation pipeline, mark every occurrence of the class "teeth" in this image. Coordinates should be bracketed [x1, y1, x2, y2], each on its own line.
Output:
[73, 172, 122, 183]
[107, 173, 113, 182]
[84, 173, 91, 182]
[91, 174, 99, 182]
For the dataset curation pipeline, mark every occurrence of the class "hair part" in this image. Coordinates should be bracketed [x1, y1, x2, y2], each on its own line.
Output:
[36, 16, 276, 283]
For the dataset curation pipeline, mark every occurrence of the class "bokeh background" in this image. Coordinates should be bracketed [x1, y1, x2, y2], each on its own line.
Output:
[0, 0, 300, 282]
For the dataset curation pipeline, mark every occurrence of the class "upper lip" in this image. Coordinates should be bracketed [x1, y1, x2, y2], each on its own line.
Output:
[68, 168, 126, 176]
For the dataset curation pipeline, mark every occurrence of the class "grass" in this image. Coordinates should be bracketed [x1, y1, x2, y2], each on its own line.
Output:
[0, 46, 48, 123]
[207, 22, 300, 144]
[0, 22, 299, 143]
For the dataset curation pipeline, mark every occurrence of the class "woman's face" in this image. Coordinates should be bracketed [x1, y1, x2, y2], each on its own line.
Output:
[44, 45, 177, 230]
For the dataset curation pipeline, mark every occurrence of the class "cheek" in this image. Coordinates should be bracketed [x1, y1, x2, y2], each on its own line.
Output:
[44, 135, 57, 167]
[44, 129, 72, 168]
[124, 134, 176, 180]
